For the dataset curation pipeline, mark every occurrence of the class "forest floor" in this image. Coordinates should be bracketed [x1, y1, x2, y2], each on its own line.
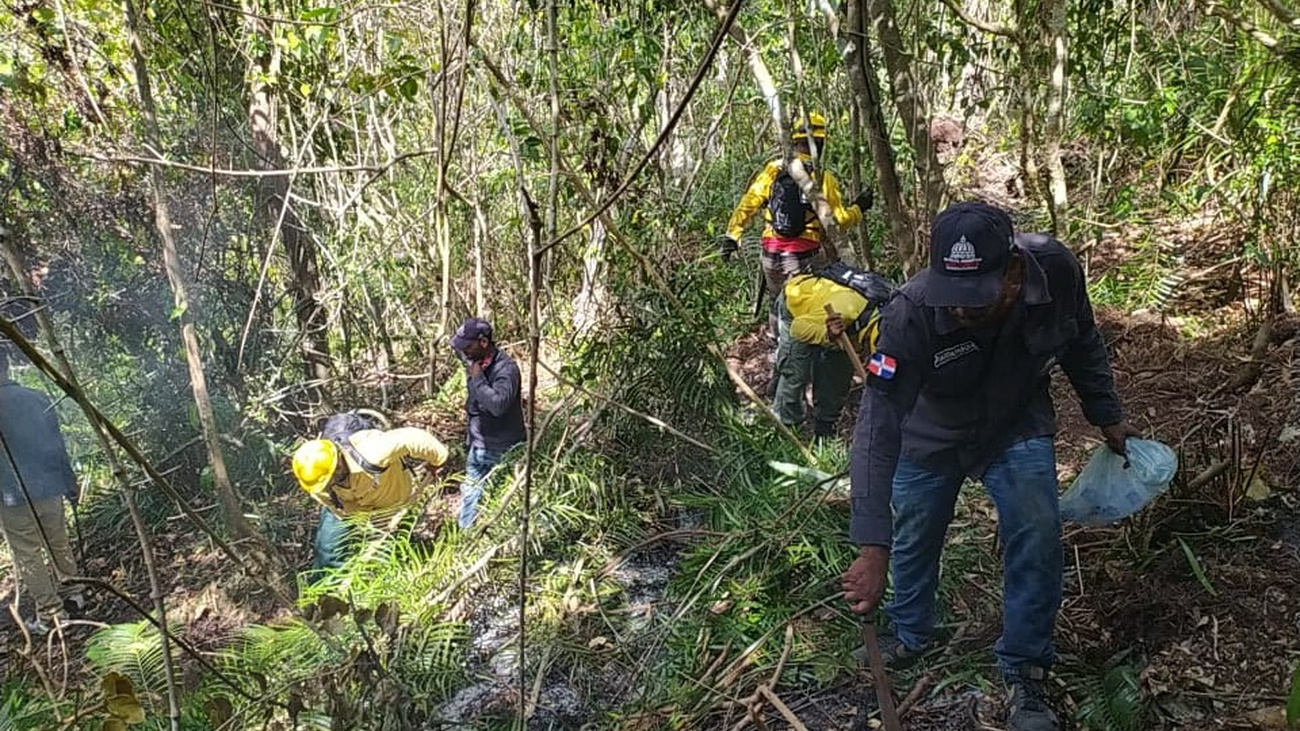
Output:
[1, 220, 1297, 730]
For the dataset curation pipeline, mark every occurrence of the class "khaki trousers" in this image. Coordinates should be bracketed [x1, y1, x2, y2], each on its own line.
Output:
[0, 497, 78, 615]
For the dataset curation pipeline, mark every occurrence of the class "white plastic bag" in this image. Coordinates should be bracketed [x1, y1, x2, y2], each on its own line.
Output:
[1060, 438, 1178, 525]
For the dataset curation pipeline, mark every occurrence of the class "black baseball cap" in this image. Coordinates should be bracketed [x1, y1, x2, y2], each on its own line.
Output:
[450, 317, 493, 350]
[927, 201, 1015, 308]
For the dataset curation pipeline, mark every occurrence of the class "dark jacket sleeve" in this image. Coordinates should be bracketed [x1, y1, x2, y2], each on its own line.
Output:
[849, 300, 927, 547]
[470, 358, 521, 418]
[1058, 257, 1124, 427]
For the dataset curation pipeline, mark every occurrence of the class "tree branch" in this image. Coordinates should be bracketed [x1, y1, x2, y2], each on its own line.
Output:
[938, 0, 1017, 38]
[1203, 0, 1280, 47]
[1254, 0, 1298, 26]
[66, 149, 439, 178]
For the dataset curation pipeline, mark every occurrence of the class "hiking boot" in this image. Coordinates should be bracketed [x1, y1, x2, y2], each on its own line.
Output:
[1005, 668, 1059, 731]
[851, 630, 928, 669]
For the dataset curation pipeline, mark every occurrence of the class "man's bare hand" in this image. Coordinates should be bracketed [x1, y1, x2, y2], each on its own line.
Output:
[1100, 420, 1141, 456]
[825, 312, 846, 341]
[468, 361, 484, 379]
[841, 545, 889, 614]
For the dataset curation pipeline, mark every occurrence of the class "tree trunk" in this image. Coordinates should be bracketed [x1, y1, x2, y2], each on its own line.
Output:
[242, 1, 333, 412]
[864, 0, 947, 219]
[846, 0, 919, 273]
[1042, 0, 1069, 234]
[125, 0, 259, 542]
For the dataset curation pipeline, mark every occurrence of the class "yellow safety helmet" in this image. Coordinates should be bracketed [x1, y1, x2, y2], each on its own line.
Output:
[791, 112, 827, 141]
[292, 439, 341, 497]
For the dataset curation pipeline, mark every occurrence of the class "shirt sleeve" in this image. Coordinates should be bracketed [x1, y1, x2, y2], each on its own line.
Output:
[790, 311, 831, 346]
[469, 358, 522, 418]
[849, 299, 927, 547]
[1058, 257, 1124, 427]
[726, 162, 779, 241]
[378, 427, 450, 468]
[822, 172, 863, 229]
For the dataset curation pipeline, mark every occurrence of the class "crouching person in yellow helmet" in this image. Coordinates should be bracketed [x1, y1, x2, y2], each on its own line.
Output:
[291, 412, 448, 576]
[774, 263, 895, 438]
[720, 113, 874, 324]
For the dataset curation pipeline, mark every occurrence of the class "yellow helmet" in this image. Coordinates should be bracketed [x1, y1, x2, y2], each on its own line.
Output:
[791, 112, 827, 141]
[292, 439, 340, 497]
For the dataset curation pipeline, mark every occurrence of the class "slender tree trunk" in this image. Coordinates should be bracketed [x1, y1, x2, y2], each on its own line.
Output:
[848, 99, 873, 268]
[125, 0, 259, 543]
[1042, 0, 1069, 234]
[242, 1, 333, 412]
[863, 0, 946, 218]
[846, 0, 919, 272]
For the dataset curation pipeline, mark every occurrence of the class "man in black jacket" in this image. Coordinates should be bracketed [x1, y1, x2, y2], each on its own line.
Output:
[840, 202, 1138, 731]
[451, 318, 525, 529]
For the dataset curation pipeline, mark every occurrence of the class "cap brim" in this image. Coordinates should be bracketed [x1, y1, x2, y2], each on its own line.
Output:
[450, 335, 474, 350]
[927, 271, 1003, 308]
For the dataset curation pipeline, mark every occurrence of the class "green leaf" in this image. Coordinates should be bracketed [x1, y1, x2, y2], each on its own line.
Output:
[1286, 663, 1300, 727]
[1178, 538, 1218, 597]
[168, 303, 186, 321]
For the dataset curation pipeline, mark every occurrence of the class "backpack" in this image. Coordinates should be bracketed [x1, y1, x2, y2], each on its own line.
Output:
[768, 164, 814, 238]
[321, 411, 387, 477]
[813, 261, 897, 341]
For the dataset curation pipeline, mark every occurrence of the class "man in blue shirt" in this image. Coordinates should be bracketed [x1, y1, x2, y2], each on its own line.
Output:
[841, 202, 1138, 731]
[451, 318, 525, 529]
[0, 349, 85, 633]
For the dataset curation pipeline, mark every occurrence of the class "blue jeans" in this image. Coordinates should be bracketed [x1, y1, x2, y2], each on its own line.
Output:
[313, 507, 351, 573]
[886, 436, 1063, 675]
[459, 446, 509, 529]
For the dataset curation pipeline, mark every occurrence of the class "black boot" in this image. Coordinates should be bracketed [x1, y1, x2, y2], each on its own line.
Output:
[1004, 666, 1059, 731]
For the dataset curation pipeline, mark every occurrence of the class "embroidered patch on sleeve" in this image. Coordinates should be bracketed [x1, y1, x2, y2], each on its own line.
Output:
[867, 352, 897, 380]
[933, 340, 979, 369]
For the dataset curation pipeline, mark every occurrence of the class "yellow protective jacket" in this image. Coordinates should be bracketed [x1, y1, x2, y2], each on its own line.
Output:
[328, 428, 449, 515]
[783, 273, 881, 352]
[726, 156, 863, 244]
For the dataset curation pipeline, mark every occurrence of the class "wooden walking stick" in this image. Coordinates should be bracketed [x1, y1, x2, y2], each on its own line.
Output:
[860, 620, 903, 731]
[824, 303, 868, 380]
[824, 303, 901, 730]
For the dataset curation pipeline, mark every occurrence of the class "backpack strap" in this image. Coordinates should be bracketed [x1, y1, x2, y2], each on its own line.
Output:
[333, 437, 386, 477]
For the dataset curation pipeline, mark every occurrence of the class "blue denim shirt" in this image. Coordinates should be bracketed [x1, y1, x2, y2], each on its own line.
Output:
[849, 234, 1123, 546]
[0, 380, 78, 507]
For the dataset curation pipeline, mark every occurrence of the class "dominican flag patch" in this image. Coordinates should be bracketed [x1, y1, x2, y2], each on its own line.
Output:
[867, 352, 897, 380]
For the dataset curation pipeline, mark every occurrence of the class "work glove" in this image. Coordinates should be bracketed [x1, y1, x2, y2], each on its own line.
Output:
[853, 189, 874, 212]
[717, 235, 739, 261]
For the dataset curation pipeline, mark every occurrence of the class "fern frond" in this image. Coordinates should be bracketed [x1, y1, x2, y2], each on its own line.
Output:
[85, 621, 168, 705]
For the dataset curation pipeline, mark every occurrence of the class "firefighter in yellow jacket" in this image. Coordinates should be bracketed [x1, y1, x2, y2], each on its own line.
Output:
[292, 423, 448, 573]
[774, 263, 894, 437]
[719, 113, 873, 304]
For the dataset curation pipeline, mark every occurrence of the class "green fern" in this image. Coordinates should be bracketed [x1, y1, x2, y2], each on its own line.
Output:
[1074, 656, 1146, 731]
[85, 621, 169, 706]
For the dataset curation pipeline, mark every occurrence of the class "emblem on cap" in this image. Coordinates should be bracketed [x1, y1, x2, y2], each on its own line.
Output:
[942, 235, 982, 272]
